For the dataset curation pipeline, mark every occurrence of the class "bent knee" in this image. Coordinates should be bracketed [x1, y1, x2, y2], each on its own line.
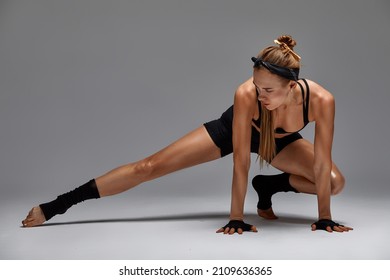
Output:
[133, 157, 156, 180]
[331, 172, 345, 195]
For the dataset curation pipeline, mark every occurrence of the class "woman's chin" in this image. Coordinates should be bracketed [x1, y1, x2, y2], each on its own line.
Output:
[264, 104, 276, 111]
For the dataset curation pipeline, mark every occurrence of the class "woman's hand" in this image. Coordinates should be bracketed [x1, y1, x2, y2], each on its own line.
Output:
[216, 220, 258, 235]
[311, 219, 353, 233]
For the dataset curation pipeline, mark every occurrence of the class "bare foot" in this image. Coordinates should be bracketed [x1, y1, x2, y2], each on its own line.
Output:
[257, 207, 278, 220]
[22, 206, 46, 227]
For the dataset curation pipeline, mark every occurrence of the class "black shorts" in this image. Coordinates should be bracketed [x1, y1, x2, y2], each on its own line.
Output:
[203, 105, 303, 159]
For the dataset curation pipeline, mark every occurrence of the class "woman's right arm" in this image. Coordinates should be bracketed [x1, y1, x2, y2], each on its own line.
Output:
[217, 80, 258, 234]
[230, 87, 256, 220]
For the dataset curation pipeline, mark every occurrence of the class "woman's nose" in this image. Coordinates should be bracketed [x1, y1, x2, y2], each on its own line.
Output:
[258, 96, 267, 102]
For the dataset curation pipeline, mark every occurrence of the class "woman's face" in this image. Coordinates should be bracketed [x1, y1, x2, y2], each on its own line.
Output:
[253, 68, 292, 111]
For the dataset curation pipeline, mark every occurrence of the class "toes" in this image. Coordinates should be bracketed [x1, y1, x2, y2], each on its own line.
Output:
[21, 207, 46, 228]
[22, 220, 30, 227]
[22, 218, 33, 227]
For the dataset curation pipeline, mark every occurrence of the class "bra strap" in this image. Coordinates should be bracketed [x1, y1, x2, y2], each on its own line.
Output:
[301, 79, 310, 124]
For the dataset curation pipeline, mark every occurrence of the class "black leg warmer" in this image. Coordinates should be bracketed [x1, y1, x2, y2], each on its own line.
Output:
[252, 173, 298, 210]
[39, 179, 100, 221]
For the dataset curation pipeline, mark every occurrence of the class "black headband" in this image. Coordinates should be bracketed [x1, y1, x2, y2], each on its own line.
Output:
[251, 57, 299, 81]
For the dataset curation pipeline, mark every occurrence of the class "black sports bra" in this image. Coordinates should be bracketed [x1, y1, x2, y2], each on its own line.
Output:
[252, 79, 310, 134]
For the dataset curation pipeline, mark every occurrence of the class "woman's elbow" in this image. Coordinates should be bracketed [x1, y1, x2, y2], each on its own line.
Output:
[233, 155, 251, 172]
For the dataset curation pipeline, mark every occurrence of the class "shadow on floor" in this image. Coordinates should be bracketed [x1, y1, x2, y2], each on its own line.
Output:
[26, 212, 316, 228]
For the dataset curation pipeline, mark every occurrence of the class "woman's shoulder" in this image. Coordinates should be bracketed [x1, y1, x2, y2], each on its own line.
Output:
[304, 79, 335, 121]
[304, 79, 334, 101]
[235, 77, 257, 101]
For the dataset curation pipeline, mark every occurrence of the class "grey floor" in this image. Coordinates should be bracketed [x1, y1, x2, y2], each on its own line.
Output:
[1, 179, 389, 260]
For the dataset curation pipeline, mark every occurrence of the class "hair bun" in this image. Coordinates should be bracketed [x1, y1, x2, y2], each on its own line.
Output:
[276, 35, 296, 50]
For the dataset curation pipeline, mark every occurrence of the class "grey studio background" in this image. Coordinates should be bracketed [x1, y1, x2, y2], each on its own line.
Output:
[0, 0, 389, 259]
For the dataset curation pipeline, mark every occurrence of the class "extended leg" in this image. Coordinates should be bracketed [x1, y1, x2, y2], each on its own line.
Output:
[22, 126, 221, 227]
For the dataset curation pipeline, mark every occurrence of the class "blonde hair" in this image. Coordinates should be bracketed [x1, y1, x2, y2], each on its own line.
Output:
[258, 104, 276, 168]
[254, 35, 301, 167]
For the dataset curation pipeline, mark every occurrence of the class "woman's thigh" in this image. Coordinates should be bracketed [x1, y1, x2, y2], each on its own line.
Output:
[270, 138, 345, 193]
[271, 138, 315, 181]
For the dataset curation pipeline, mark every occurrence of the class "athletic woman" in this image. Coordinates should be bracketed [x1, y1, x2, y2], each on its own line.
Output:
[22, 35, 353, 234]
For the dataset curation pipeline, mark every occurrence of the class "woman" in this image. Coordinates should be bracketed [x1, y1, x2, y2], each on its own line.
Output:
[22, 35, 352, 234]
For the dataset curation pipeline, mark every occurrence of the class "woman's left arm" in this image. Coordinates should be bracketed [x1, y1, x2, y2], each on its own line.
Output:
[312, 88, 335, 222]
[311, 82, 353, 232]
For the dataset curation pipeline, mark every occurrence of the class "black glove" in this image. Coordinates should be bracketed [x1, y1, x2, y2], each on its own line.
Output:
[312, 219, 344, 231]
[222, 220, 254, 232]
